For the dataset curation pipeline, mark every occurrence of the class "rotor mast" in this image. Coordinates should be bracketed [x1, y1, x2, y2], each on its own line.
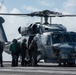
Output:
[37, 10, 62, 25]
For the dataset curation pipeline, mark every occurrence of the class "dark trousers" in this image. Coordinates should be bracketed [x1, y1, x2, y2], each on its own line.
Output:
[21, 54, 26, 66]
[29, 51, 37, 66]
[0, 54, 3, 66]
[12, 52, 18, 66]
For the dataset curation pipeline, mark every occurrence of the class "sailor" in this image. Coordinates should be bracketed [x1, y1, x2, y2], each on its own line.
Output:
[20, 38, 27, 66]
[0, 40, 4, 67]
[28, 35, 35, 48]
[10, 39, 19, 67]
[28, 36, 38, 66]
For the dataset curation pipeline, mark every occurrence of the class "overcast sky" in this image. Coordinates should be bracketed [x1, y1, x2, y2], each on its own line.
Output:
[0, 0, 76, 61]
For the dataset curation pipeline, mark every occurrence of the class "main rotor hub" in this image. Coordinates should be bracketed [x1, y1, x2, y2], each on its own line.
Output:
[30, 10, 62, 24]
[30, 10, 62, 17]
[40, 10, 62, 17]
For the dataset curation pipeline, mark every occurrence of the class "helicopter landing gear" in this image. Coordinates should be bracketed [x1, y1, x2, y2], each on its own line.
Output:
[58, 62, 61, 66]
[58, 59, 67, 66]
[67, 62, 75, 66]
[58, 62, 67, 66]
[58, 62, 75, 66]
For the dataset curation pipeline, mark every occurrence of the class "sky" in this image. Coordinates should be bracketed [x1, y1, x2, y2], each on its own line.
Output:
[0, 0, 76, 41]
[0, 0, 76, 61]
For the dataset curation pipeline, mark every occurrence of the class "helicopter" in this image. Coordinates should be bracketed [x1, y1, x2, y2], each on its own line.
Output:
[1, 10, 76, 66]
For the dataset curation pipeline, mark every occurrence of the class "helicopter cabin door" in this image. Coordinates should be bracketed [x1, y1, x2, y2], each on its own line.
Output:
[44, 34, 56, 59]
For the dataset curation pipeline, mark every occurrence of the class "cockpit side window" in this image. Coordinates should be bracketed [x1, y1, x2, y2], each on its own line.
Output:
[52, 33, 75, 44]
[52, 33, 64, 44]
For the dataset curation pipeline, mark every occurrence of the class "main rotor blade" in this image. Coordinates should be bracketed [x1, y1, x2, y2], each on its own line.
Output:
[0, 13, 76, 17]
[0, 13, 32, 16]
[61, 15, 76, 17]
[47, 14, 76, 17]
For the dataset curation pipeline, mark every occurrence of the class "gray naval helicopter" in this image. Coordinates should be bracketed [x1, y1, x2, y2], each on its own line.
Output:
[1, 10, 76, 66]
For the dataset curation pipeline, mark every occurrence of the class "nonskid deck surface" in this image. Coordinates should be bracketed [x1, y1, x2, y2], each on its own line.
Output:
[0, 62, 76, 75]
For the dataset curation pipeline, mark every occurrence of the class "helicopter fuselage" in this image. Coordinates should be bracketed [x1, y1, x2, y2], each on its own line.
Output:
[18, 23, 76, 65]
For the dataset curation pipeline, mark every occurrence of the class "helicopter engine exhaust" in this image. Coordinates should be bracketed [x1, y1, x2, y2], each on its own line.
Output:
[18, 24, 42, 36]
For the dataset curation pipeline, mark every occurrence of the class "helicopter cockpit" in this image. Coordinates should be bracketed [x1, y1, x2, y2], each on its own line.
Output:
[52, 32, 76, 44]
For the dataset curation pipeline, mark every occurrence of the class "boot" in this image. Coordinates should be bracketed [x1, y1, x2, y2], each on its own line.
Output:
[1, 64, 4, 67]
